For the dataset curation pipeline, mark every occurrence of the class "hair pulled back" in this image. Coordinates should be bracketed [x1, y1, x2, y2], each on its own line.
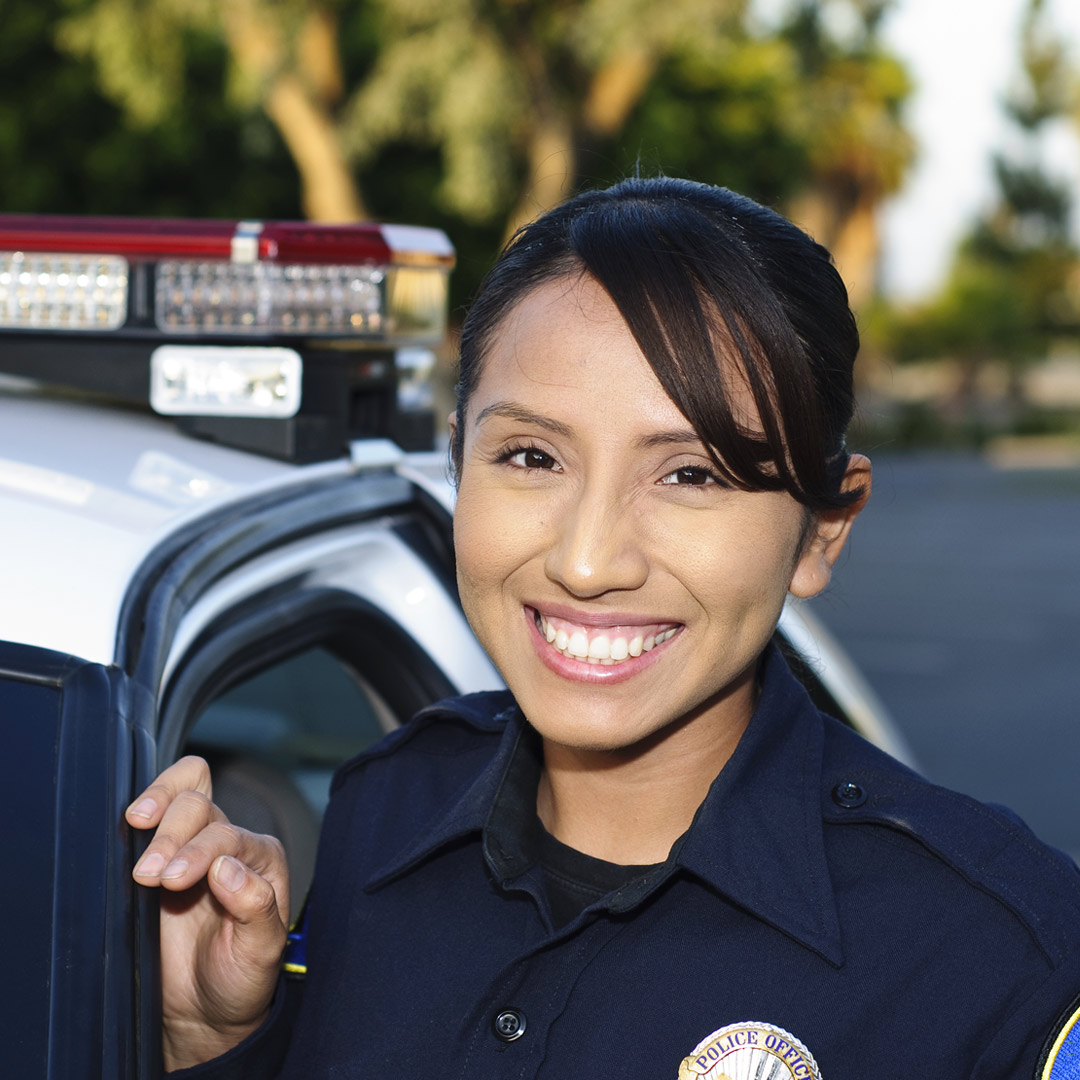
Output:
[454, 176, 861, 511]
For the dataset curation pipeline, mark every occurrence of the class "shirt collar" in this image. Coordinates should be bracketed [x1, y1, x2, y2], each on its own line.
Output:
[365, 645, 843, 966]
[671, 644, 844, 966]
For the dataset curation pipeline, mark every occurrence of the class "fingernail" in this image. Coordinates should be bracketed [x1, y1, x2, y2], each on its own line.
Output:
[161, 858, 188, 880]
[128, 798, 157, 819]
[215, 856, 245, 893]
[134, 852, 165, 878]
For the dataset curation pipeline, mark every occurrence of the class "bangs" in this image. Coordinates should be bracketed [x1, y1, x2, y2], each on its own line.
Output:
[568, 198, 838, 507]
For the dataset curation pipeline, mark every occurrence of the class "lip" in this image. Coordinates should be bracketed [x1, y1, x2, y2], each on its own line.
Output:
[524, 605, 679, 685]
[527, 600, 679, 628]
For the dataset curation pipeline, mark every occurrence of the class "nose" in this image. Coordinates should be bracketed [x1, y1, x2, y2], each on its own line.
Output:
[543, 484, 649, 598]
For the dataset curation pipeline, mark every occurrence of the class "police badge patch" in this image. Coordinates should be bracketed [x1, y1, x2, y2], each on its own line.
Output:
[1039, 996, 1080, 1079]
[678, 1021, 822, 1080]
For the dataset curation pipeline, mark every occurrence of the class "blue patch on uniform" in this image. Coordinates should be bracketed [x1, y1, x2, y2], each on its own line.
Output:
[283, 901, 308, 977]
[1042, 1001, 1080, 1079]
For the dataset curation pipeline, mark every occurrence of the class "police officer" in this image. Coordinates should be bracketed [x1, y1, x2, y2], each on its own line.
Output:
[129, 178, 1080, 1079]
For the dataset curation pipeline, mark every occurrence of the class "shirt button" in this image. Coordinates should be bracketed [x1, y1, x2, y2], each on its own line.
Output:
[832, 781, 867, 808]
[493, 1008, 527, 1042]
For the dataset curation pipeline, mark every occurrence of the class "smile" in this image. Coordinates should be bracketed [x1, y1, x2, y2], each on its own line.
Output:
[533, 610, 681, 666]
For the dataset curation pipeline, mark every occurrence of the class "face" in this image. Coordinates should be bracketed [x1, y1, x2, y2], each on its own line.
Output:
[453, 274, 864, 755]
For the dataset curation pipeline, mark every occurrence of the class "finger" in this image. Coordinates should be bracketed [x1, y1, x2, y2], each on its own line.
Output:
[125, 755, 213, 830]
[154, 823, 287, 902]
[132, 788, 227, 884]
[207, 855, 291, 949]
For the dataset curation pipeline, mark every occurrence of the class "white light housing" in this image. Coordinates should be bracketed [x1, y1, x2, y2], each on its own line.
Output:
[395, 347, 437, 412]
[0, 252, 128, 330]
[150, 345, 302, 417]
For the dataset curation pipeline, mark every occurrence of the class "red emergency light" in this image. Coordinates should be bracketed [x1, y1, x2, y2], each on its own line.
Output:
[0, 215, 454, 339]
[0, 214, 454, 458]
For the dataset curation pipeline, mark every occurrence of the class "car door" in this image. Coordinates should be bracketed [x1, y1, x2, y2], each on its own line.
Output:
[120, 465, 500, 1075]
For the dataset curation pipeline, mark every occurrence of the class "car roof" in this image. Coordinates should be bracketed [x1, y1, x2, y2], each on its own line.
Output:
[0, 376, 359, 665]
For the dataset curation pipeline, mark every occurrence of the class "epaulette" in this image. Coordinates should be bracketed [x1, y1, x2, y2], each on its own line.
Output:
[329, 690, 518, 795]
[821, 717, 1080, 966]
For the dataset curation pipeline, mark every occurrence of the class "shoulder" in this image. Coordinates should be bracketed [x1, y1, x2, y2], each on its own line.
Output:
[819, 714, 1080, 967]
[328, 689, 518, 795]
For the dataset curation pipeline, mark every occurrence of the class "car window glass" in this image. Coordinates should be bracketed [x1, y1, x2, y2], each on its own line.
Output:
[185, 645, 397, 916]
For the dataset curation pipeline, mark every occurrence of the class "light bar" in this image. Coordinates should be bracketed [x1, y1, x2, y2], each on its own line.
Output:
[0, 252, 128, 330]
[150, 345, 302, 417]
[0, 215, 454, 343]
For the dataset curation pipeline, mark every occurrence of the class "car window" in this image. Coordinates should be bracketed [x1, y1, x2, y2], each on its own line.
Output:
[184, 645, 399, 917]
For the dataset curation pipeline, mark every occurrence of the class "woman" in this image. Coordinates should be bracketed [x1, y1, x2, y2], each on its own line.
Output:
[129, 178, 1080, 1079]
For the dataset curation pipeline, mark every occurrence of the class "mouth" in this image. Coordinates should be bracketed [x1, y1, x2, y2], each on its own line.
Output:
[530, 608, 682, 667]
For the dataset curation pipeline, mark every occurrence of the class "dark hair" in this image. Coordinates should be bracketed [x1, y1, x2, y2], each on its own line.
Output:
[453, 176, 861, 511]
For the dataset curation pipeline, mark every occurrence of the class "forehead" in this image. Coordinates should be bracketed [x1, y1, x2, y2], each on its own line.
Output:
[471, 274, 759, 432]
[472, 275, 672, 415]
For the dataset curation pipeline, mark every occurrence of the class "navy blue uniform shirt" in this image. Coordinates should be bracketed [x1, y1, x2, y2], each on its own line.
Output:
[175, 646, 1080, 1079]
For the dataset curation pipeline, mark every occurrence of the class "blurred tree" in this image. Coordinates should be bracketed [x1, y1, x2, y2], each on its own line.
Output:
[778, 0, 914, 305]
[882, 0, 1079, 406]
[0, 0, 300, 219]
[56, 0, 364, 221]
[31, 0, 914, 305]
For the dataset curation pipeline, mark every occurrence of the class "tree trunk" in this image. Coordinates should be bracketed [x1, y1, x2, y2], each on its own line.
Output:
[265, 73, 368, 222]
[222, 2, 367, 222]
[503, 116, 577, 241]
[583, 47, 656, 137]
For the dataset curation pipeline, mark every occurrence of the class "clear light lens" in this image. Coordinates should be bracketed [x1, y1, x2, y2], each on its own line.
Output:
[155, 260, 449, 342]
[384, 267, 449, 342]
[0, 251, 128, 330]
[150, 345, 302, 417]
[155, 261, 385, 336]
[395, 347, 436, 412]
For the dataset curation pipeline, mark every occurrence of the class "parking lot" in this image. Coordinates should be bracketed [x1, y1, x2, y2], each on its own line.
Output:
[809, 451, 1080, 859]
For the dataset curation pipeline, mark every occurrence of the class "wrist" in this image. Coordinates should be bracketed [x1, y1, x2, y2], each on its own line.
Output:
[162, 1010, 270, 1072]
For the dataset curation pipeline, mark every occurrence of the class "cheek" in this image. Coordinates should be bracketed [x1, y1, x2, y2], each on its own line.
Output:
[672, 510, 803, 616]
[453, 482, 538, 613]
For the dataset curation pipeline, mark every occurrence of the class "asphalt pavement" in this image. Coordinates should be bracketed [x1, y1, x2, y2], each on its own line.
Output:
[807, 452, 1080, 860]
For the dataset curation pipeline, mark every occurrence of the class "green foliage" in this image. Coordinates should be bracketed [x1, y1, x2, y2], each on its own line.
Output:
[0, 0, 301, 218]
[2, 0, 915, 306]
[875, 0, 1079, 377]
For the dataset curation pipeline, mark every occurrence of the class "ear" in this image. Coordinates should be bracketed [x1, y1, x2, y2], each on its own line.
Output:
[447, 410, 458, 442]
[788, 454, 872, 600]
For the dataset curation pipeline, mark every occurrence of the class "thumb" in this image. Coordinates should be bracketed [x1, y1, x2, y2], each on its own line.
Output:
[208, 855, 288, 962]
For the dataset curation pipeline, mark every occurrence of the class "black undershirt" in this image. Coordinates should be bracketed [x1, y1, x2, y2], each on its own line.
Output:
[536, 820, 661, 928]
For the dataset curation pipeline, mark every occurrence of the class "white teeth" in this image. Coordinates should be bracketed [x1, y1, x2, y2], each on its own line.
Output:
[538, 614, 678, 665]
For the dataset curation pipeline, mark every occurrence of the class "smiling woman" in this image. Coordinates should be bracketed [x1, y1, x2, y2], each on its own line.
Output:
[131, 178, 1080, 1080]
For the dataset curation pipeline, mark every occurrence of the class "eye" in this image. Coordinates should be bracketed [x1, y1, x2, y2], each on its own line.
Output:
[659, 466, 722, 487]
[501, 445, 559, 471]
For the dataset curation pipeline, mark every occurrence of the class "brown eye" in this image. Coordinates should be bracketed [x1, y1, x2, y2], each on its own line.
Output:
[661, 467, 715, 486]
[504, 446, 559, 470]
[523, 449, 554, 469]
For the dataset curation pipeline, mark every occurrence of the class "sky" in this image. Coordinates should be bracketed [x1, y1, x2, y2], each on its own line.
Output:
[879, 0, 1080, 299]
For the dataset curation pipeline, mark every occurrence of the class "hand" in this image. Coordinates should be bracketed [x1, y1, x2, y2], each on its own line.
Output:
[127, 756, 291, 1070]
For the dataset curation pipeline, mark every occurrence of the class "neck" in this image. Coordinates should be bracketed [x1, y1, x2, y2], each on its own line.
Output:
[535, 678, 755, 865]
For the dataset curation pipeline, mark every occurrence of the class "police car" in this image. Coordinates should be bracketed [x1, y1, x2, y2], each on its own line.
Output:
[0, 214, 909, 1079]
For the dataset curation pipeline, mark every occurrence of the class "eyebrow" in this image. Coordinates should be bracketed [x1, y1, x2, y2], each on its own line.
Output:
[634, 428, 705, 450]
[474, 402, 575, 438]
[476, 402, 706, 450]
